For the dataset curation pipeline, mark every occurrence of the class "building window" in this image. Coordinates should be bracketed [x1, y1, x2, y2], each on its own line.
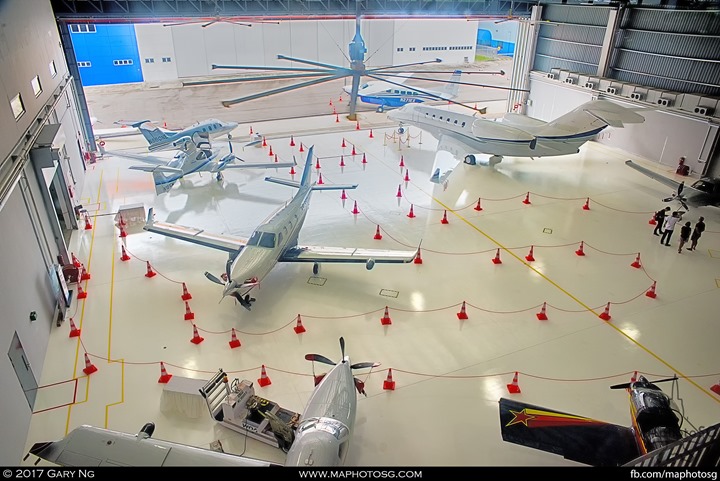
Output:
[77, 61, 91, 68]
[113, 59, 133, 66]
[162, 57, 172, 63]
[145, 58, 155, 64]
[70, 24, 96, 33]
[49, 60, 57, 78]
[10, 93, 25, 121]
[31, 76, 42, 97]
[396, 47, 403, 52]
[409, 47, 415, 52]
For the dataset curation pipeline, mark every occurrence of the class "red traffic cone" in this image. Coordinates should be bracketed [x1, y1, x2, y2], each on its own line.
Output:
[361, 153, 367, 164]
[329, 99, 333, 106]
[575, 241, 586, 256]
[380, 306, 392, 325]
[536, 302, 548, 321]
[289, 165, 296, 175]
[645, 281, 657, 299]
[630, 371, 638, 383]
[299, 143, 304, 152]
[341, 189, 347, 201]
[72, 252, 82, 267]
[268, 145, 274, 156]
[181, 282, 192, 301]
[522, 192, 531, 205]
[315, 158, 321, 169]
[290, 135, 296, 147]
[68, 317, 81, 338]
[396, 185, 403, 199]
[294, 314, 306, 334]
[145, 261, 157, 278]
[407, 205, 415, 218]
[525, 245, 535, 262]
[404, 169, 411, 182]
[474, 198, 483, 211]
[399, 155, 405, 168]
[262, 136, 267, 147]
[583, 198, 590, 210]
[342, 138, 347, 147]
[258, 364, 272, 387]
[317, 173, 324, 185]
[356, 121, 360, 130]
[383, 369, 396, 390]
[339, 155, 345, 167]
[190, 324, 204, 344]
[457, 301, 469, 320]
[506, 372, 521, 394]
[119, 222, 127, 238]
[351, 145, 357, 156]
[249, 126, 253, 134]
[120, 244, 131, 262]
[274, 154, 279, 163]
[599, 302, 612, 321]
[336, 113, 340, 123]
[158, 362, 172, 383]
[77, 282, 87, 299]
[374, 225, 383, 240]
[649, 215, 657, 225]
[84, 213, 93, 230]
[351, 201, 360, 215]
[711, 380, 720, 396]
[414, 248, 423, 265]
[184, 301, 195, 321]
[369, 129, 374, 138]
[492, 249, 502, 264]
[80, 264, 91, 281]
[229, 328, 241, 348]
[441, 210, 449, 224]
[82, 353, 97, 375]
[631, 253, 642, 269]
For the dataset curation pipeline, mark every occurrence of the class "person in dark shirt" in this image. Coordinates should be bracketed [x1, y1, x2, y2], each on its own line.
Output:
[653, 207, 671, 236]
[678, 221, 692, 253]
[688, 217, 706, 251]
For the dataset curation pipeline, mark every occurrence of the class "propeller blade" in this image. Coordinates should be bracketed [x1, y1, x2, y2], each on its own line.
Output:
[340, 337, 345, 359]
[305, 354, 336, 366]
[204, 271, 225, 285]
[225, 258, 233, 281]
[351, 362, 381, 370]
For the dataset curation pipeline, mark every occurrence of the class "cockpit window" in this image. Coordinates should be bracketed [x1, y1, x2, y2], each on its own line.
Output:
[258, 232, 276, 248]
[247, 231, 262, 246]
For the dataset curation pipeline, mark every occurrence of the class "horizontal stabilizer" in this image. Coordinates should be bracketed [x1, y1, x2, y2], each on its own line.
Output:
[114, 120, 151, 128]
[280, 245, 418, 264]
[264, 177, 301, 189]
[583, 101, 646, 127]
[129, 165, 183, 174]
[311, 183, 359, 191]
[221, 161, 295, 171]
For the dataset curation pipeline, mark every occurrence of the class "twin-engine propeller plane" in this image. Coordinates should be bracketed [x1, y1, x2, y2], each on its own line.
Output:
[115, 118, 239, 152]
[498, 375, 719, 467]
[28, 337, 377, 467]
[144, 145, 419, 310]
[625, 160, 720, 210]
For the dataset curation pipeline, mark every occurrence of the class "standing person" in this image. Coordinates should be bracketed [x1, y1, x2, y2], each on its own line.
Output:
[660, 210, 682, 246]
[677, 221, 692, 253]
[653, 207, 671, 236]
[688, 216, 706, 251]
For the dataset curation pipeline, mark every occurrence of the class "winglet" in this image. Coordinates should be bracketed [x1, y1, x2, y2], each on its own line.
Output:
[145, 207, 154, 228]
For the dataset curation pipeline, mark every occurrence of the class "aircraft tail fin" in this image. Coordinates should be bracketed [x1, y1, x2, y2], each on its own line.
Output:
[299, 146, 315, 187]
[443, 70, 462, 98]
[151, 170, 177, 195]
[138, 123, 173, 148]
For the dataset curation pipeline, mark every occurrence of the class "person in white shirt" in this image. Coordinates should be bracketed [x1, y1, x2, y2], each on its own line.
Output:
[660, 211, 683, 246]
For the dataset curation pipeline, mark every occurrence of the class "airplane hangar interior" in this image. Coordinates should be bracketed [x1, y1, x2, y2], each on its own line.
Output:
[2, 0, 720, 469]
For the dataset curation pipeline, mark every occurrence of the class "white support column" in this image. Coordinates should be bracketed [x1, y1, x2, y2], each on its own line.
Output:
[597, 7, 623, 77]
[508, 5, 542, 114]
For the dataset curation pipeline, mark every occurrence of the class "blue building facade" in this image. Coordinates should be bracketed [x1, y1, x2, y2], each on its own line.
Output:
[477, 26, 516, 56]
[69, 24, 143, 86]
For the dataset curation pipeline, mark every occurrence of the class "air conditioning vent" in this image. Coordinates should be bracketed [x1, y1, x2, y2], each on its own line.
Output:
[584, 82, 595, 89]
[606, 87, 617, 95]
[694, 106, 713, 116]
[657, 98, 673, 107]
[564, 78, 576, 84]
[630, 93, 644, 101]
[547, 73, 556, 79]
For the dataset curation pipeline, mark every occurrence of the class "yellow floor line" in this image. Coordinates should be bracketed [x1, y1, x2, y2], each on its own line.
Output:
[104, 236, 125, 425]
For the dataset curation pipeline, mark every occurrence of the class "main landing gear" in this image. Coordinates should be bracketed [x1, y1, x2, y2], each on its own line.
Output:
[232, 292, 256, 311]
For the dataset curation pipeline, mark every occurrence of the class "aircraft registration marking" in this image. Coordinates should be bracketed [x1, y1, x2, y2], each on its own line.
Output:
[379, 289, 399, 298]
[543, 228, 553, 234]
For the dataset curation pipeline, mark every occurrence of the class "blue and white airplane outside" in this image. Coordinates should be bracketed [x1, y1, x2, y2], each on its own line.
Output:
[344, 70, 462, 113]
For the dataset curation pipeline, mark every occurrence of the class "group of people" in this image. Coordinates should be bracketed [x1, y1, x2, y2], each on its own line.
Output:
[653, 207, 705, 253]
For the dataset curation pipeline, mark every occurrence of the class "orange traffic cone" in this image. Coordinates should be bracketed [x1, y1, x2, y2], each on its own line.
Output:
[630, 371, 638, 383]
[290, 135, 296, 147]
[457, 301, 469, 320]
[575, 241, 586, 256]
[711, 380, 720, 396]
[294, 314, 306, 334]
[190, 324, 204, 344]
[262, 136, 267, 147]
[184, 301, 195, 321]
[492, 249, 502, 264]
[145, 261, 157, 278]
[68, 317, 81, 338]
[441, 210, 449, 224]
[522, 192, 531, 205]
[82, 353, 98, 375]
[414, 248, 423, 265]
[118, 222, 127, 238]
[351, 201, 360, 215]
[229, 328, 241, 348]
[506, 372, 521, 394]
[399, 155, 405, 168]
[474, 198, 483, 211]
[383, 369, 396, 390]
[258, 364, 272, 387]
[536, 302, 548, 321]
[631, 253, 642, 269]
[80, 264, 91, 281]
[525, 245, 535, 262]
[369, 129, 374, 138]
[158, 362, 172, 383]
[380, 306, 392, 325]
[120, 244, 131, 262]
[72, 252, 82, 267]
[645, 281, 657, 299]
[77, 282, 87, 299]
[268, 145, 274, 156]
[599, 302, 612, 321]
[84, 212, 93, 230]
[181, 282, 192, 301]
[374, 225, 382, 240]
[582, 198, 590, 210]
[407, 205, 415, 218]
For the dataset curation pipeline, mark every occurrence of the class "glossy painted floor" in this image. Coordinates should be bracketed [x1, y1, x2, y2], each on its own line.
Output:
[22, 112, 720, 467]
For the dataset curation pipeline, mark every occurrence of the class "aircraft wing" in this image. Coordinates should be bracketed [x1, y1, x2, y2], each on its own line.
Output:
[279, 245, 419, 265]
[625, 160, 684, 191]
[144, 207, 247, 254]
[129, 165, 183, 174]
[219, 160, 295, 171]
[499, 398, 641, 467]
[105, 150, 170, 166]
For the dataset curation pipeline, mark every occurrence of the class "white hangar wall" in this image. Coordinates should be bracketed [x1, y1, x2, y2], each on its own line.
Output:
[134, 18, 479, 81]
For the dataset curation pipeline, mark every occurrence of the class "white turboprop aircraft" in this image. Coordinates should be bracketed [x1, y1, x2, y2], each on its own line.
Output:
[28, 337, 377, 467]
[144, 145, 419, 310]
[115, 118, 239, 152]
[388, 99, 646, 180]
[106, 141, 294, 195]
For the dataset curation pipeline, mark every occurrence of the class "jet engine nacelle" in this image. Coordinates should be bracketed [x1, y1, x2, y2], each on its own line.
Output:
[172, 136, 193, 150]
[366, 259, 375, 270]
[464, 154, 503, 167]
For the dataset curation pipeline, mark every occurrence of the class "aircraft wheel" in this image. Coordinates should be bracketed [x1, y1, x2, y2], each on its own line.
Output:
[376, 106, 384, 113]
[216, 172, 224, 182]
[313, 263, 321, 275]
